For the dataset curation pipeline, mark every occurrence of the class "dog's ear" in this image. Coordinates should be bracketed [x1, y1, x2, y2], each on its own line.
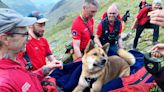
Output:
[84, 40, 95, 53]
[102, 43, 110, 53]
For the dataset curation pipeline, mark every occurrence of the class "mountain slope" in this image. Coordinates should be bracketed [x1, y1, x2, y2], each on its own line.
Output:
[2, 0, 38, 16]
[0, 0, 8, 8]
[46, 0, 83, 28]
[48, 0, 64, 14]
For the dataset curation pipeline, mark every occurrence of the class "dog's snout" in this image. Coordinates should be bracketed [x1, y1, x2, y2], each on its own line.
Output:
[93, 63, 98, 67]
[101, 59, 106, 64]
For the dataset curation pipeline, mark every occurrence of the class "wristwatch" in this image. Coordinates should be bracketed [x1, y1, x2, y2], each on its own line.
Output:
[42, 66, 50, 76]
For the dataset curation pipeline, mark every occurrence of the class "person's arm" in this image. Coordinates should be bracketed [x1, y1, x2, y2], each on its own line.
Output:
[0, 78, 17, 92]
[47, 55, 59, 62]
[118, 22, 123, 49]
[73, 39, 82, 59]
[47, 55, 63, 69]
[0, 87, 11, 92]
[44, 38, 59, 63]
[71, 18, 82, 60]
[33, 60, 63, 80]
[118, 34, 123, 49]
[150, 10, 164, 28]
[131, 18, 138, 30]
[46, 54, 63, 70]
[132, 8, 147, 30]
[94, 23, 103, 48]
[94, 35, 102, 48]
[33, 43, 63, 80]
[0, 83, 14, 92]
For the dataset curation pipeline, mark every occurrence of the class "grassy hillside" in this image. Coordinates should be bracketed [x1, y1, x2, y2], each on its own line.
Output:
[45, 0, 164, 61]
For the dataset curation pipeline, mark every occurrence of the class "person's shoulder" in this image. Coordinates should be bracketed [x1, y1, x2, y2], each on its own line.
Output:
[138, 6, 149, 15]
[27, 35, 37, 42]
[72, 16, 83, 28]
[142, 6, 151, 11]
[40, 37, 48, 42]
[73, 16, 82, 23]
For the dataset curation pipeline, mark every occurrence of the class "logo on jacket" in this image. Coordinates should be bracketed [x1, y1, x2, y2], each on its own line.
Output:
[105, 30, 108, 34]
[22, 82, 31, 92]
[35, 47, 39, 50]
[84, 28, 88, 32]
[72, 31, 77, 36]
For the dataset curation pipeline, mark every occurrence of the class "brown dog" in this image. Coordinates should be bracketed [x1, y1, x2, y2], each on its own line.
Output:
[73, 41, 136, 92]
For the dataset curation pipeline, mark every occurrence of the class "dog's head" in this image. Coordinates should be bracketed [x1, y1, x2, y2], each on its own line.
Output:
[82, 40, 109, 73]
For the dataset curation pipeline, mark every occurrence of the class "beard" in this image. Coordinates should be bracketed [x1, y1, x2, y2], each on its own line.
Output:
[88, 15, 93, 18]
[33, 30, 43, 37]
[108, 19, 115, 23]
[108, 16, 116, 23]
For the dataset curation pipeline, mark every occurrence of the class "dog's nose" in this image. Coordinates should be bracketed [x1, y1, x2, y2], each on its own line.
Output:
[101, 59, 106, 65]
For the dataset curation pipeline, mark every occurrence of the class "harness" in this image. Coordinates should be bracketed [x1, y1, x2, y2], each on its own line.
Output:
[99, 17, 121, 45]
[85, 77, 97, 88]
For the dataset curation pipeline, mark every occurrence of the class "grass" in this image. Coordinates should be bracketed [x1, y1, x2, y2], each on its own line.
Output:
[45, 13, 78, 42]
[45, 0, 164, 61]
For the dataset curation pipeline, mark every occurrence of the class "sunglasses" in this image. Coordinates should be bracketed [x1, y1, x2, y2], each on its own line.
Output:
[108, 12, 116, 15]
[5, 32, 29, 36]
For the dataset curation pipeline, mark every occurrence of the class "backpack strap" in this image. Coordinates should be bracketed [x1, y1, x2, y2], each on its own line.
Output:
[80, 15, 94, 41]
[23, 52, 33, 70]
[101, 17, 109, 35]
[84, 22, 94, 40]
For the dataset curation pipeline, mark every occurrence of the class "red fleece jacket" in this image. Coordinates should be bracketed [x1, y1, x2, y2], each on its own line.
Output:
[0, 58, 44, 92]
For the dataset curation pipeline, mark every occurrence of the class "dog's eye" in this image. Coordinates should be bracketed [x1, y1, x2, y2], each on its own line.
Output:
[93, 53, 97, 56]
[102, 54, 105, 57]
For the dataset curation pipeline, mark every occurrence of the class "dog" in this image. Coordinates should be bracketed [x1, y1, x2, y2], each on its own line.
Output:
[73, 41, 136, 92]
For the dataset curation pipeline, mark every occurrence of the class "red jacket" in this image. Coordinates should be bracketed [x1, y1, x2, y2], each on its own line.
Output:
[0, 58, 44, 92]
[137, 6, 152, 25]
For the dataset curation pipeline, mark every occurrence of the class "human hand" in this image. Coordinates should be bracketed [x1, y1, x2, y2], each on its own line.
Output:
[95, 43, 102, 48]
[131, 26, 136, 31]
[151, 43, 164, 57]
[45, 60, 63, 70]
[150, 10, 164, 28]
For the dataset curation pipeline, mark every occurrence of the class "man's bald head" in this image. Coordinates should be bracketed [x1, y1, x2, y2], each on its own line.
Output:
[107, 3, 119, 17]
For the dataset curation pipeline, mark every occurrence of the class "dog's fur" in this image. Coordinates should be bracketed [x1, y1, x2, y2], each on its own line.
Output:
[73, 41, 136, 92]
